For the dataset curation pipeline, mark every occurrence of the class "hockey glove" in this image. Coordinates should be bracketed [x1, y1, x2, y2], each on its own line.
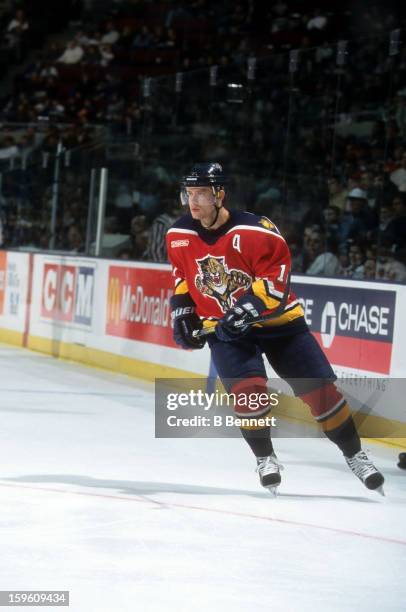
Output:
[215, 294, 266, 342]
[170, 294, 206, 350]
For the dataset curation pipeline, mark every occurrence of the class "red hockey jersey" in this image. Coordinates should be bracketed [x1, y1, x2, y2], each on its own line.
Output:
[166, 210, 305, 331]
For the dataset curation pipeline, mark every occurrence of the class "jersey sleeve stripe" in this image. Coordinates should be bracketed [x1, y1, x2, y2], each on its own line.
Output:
[283, 299, 299, 311]
[252, 280, 281, 310]
[175, 279, 189, 294]
[257, 279, 285, 299]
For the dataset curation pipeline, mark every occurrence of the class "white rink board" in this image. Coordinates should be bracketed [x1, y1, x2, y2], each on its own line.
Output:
[0, 250, 30, 333]
[28, 254, 211, 375]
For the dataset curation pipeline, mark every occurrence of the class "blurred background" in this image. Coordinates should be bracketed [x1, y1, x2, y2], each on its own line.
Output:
[0, 0, 406, 282]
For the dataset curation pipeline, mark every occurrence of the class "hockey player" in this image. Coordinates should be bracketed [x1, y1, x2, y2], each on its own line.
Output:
[167, 163, 384, 495]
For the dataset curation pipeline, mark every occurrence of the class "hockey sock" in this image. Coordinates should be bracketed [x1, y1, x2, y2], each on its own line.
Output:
[240, 426, 274, 457]
[300, 382, 361, 458]
[230, 376, 274, 458]
[324, 419, 361, 458]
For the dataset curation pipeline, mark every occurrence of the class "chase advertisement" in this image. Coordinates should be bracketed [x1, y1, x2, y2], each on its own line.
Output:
[293, 281, 396, 375]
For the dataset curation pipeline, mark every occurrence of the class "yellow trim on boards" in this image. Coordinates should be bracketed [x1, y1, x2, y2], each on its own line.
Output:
[26, 334, 205, 381]
[272, 394, 406, 450]
[0, 328, 24, 346]
[0, 328, 405, 450]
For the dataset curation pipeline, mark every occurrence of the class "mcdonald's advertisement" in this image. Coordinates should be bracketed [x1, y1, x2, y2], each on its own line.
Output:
[106, 265, 174, 346]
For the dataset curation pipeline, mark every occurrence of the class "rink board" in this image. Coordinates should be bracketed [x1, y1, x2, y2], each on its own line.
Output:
[0, 250, 405, 443]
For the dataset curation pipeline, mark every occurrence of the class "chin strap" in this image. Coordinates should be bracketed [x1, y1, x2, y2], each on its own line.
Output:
[202, 188, 223, 229]
[203, 203, 222, 228]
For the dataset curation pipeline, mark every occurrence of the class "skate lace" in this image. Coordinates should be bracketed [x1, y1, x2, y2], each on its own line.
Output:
[346, 451, 377, 479]
[256, 454, 283, 475]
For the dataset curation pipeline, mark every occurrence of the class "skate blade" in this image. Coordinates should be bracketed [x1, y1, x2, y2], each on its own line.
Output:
[266, 485, 279, 497]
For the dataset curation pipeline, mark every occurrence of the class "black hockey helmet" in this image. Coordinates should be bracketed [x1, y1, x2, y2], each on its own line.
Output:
[181, 162, 227, 189]
[180, 162, 227, 206]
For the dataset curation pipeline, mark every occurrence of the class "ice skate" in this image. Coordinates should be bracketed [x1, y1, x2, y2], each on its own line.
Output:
[345, 450, 385, 495]
[256, 453, 283, 495]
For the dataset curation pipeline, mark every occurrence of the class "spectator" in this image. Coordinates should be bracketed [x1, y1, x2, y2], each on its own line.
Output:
[117, 248, 132, 260]
[65, 224, 84, 253]
[162, 27, 177, 47]
[377, 203, 396, 245]
[327, 177, 348, 212]
[130, 214, 149, 259]
[40, 62, 59, 79]
[285, 229, 304, 272]
[165, 3, 191, 28]
[376, 245, 392, 279]
[100, 44, 114, 67]
[306, 10, 328, 31]
[119, 25, 134, 48]
[0, 136, 19, 161]
[58, 41, 84, 65]
[6, 9, 29, 57]
[303, 224, 322, 251]
[83, 45, 100, 65]
[305, 231, 342, 277]
[391, 195, 406, 250]
[338, 245, 350, 274]
[315, 41, 333, 64]
[76, 30, 100, 47]
[340, 188, 377, 243]
[87, 31, 103, 47]
[132, 26, 155, 48]
[382, 252, 406, 282]
[143, 200, 182, 263]
[389, 152, 406, 193]
[348, 242, 366, 279]
[395, 90, 406, 141]
[322, 205, 342, 243]
[101, 21, 120, 45]
[7, 9, 29, 36]
[363, 258, 377, 280]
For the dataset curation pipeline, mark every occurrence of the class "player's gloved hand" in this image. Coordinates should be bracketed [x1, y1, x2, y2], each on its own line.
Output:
[215, 294, 266, 342]
[170, 294, 206, 350]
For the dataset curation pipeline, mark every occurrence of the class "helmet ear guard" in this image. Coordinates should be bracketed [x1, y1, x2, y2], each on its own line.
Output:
[180, 186, 189, 207]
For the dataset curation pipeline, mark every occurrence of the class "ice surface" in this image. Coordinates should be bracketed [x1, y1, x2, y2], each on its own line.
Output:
[0, 344, 405, 612]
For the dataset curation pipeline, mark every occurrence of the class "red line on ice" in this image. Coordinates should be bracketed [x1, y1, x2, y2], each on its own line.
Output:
[0, 481, 404, 548]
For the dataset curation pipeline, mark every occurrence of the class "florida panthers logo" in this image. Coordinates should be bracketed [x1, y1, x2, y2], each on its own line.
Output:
[195, 255, 251, 312]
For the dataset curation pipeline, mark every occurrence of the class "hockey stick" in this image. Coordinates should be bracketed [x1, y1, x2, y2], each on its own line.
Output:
[193, 273, 291, 338]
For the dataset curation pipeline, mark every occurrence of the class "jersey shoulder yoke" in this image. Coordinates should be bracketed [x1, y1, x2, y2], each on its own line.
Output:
[167, 214, 197, 234]
[229, 211, 281, 234]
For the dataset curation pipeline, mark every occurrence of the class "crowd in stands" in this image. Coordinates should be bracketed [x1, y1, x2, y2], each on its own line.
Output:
[3, 1, 399, 127]
[109, 175, 406, 283]
[287, 189, 406, 282]
[0, 1, 406, 282]
[0, 1, 81, 77]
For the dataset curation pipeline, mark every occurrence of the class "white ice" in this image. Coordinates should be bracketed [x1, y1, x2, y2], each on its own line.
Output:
[0, 344, 405, 612]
